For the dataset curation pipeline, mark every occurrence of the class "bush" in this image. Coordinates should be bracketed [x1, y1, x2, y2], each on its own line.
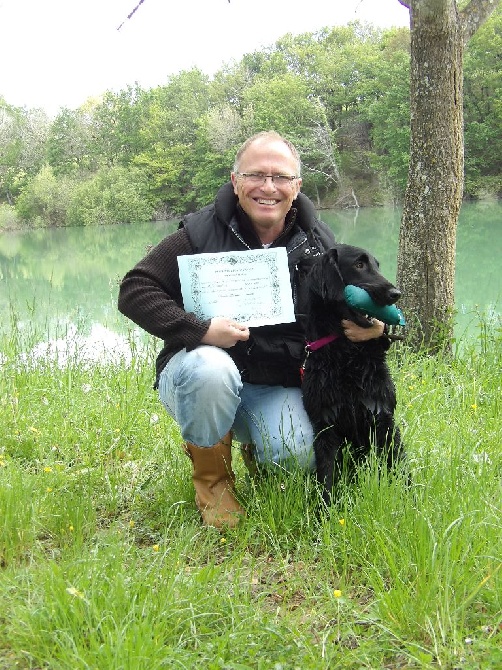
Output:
[66, 166, 154, 226]
[15, 165, 74, 227]
[464, 175, 502, 200]
[0, 203, 21, 230]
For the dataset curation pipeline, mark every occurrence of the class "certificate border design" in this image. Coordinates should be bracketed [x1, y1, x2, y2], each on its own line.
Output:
[186, 251, 283, 323]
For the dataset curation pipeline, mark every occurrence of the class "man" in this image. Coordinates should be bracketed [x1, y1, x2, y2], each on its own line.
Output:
[118, 131, 385, 528]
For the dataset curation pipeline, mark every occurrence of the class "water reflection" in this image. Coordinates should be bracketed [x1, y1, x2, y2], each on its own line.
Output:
[0, 220, 178, 334]
[16, 323, 146, 369]
[1, 202, 500, 364]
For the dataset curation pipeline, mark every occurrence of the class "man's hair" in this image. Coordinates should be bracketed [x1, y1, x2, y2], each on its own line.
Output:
[233, 131, 302, 176]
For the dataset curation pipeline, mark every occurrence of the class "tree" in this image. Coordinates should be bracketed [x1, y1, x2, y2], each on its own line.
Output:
[463, 7, 502, 193]
[190, 106, 242, 207]
[132, 69, 212, 214]
[90, 85, 146, 168]
[396, 0, 500, 351]
[274, 24, 409, 204]
[15, 164, 73, 227]
[46, 107, 95, 176]
[364, 28, 411, 201]
[0, 99, 49, 203]
[66, 165, 153, 226]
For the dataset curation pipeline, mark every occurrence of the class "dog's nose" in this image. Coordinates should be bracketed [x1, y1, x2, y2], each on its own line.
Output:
[388, 287, 401, 304]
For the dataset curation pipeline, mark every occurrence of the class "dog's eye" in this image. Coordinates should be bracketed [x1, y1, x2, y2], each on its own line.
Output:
[355, 260, 365, 269]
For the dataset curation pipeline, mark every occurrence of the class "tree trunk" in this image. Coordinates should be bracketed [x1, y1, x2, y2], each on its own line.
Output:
[397, 0, 464, 351]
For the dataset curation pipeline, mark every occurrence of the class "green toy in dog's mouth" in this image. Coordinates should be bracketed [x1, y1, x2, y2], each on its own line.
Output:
[344, 285, 406, 326]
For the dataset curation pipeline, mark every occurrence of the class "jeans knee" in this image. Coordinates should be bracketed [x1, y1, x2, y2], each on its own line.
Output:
[160, 346, 243, 446]
[183, 346, 242, 396]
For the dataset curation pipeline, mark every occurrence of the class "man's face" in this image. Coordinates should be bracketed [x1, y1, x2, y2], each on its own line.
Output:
[231, 139, 302, 236]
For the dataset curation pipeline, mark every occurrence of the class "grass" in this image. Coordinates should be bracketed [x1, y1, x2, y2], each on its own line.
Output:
[0, 315, 500, 669]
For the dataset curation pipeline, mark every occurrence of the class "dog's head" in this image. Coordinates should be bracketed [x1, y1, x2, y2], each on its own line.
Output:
[308, 244, 401, 328]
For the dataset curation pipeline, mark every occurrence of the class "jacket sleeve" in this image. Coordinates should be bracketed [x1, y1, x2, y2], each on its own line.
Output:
[117, 229, 210, 350]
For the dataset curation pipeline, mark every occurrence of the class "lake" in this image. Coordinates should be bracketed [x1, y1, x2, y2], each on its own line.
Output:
[1, 201, 500, 364]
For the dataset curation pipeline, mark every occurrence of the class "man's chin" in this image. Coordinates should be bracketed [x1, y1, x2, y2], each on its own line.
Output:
[250, 205, 285, 222]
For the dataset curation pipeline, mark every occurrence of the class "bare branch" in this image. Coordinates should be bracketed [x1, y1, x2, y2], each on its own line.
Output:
[117, 0, 147, 31]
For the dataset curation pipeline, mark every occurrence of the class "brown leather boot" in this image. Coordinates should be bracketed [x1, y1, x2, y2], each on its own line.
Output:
[184, 432, 245, 528]
[240, 443, 260, 479]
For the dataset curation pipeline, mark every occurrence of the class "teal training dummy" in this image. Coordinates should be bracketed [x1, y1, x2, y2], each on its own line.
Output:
[344, 285, 406, 326]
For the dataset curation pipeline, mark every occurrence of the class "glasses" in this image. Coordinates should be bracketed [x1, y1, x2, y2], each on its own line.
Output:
[236, 172, 298, 186]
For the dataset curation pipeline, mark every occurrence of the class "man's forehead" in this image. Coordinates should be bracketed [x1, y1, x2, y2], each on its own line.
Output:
[240, 139, 296, 163]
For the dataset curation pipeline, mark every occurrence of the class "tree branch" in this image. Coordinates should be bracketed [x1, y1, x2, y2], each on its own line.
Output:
[460, 0, 501, 43]
[117, 0, 147, 31]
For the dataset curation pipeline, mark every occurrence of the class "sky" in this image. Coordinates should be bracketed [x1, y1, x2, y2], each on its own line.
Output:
[0, 0, 410, 116]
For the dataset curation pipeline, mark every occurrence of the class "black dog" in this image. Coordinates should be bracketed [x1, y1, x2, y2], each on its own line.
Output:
[301, 244, 406, 504]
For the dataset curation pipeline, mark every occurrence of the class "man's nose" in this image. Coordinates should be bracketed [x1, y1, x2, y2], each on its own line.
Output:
[261, 175, 277, 190]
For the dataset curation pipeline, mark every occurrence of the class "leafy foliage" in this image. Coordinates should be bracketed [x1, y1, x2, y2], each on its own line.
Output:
[66, 166, 153, 226]
[463, 8, 502, 192]
[16, 165, 74, 227]
[0, 98, 50, 204]
[1, 13, 501, 226]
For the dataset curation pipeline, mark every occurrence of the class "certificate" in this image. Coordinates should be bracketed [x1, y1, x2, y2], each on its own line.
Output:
[178, 248, 295, 327]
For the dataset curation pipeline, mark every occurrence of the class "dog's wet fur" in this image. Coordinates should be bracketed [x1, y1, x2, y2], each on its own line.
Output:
[302, 244, 406, 504]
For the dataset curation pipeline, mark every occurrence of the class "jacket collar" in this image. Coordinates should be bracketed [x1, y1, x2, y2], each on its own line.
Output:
[235, 205, 298, 248]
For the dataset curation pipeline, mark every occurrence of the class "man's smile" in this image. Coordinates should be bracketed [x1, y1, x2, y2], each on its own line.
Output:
[256, 198, 279, 205]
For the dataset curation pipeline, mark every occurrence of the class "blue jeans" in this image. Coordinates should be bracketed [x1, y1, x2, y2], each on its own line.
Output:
[158, 345, 315, 470]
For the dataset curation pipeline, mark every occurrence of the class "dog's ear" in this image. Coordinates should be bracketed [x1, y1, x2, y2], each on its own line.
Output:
[308, 248, 345, 303]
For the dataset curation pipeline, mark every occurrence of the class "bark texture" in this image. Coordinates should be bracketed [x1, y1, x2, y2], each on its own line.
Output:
[398, 0, 463, 350]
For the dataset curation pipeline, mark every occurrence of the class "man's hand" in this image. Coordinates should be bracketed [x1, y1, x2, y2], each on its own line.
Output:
[201, 317, 250, 348]
[342, 318, 385, 342]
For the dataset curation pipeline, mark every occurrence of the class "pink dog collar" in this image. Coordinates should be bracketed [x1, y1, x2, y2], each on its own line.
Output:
[305, 333, 339, 352]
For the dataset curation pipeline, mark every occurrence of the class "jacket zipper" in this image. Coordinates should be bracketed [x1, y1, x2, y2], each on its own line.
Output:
[229, 226, 251, 250]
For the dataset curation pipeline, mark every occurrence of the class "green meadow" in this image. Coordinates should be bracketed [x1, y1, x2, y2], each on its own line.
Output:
[0, 316, 500, 669]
